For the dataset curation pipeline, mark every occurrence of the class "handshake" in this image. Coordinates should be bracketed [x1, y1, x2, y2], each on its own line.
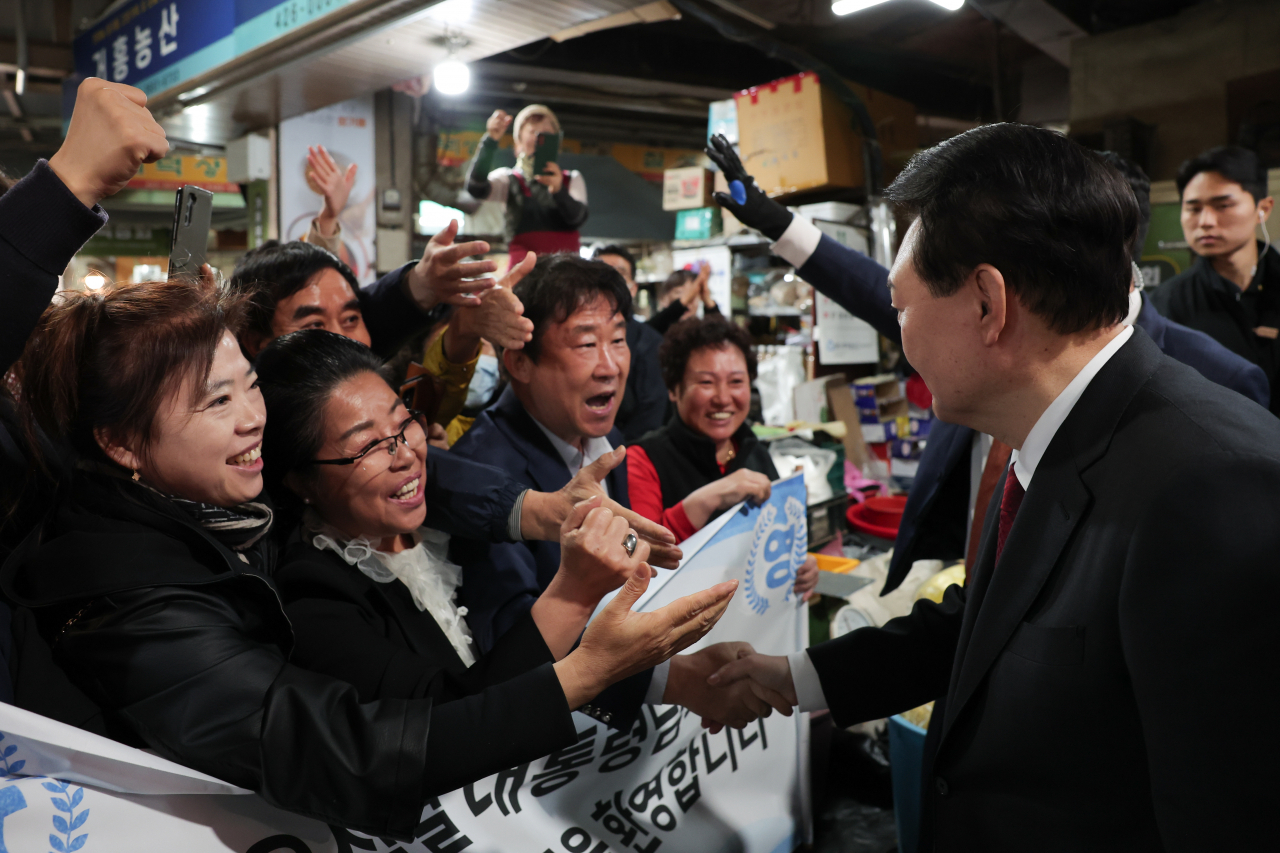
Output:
[666, 642, 799, 734]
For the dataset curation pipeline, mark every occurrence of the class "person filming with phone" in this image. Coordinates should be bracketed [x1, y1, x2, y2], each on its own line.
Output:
[465, 104, 588, 265]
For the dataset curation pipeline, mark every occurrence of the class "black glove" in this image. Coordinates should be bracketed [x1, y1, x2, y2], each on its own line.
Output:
[705, 133, 794, 241]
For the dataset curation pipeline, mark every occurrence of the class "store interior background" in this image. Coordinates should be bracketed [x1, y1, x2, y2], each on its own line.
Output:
[2, 1, 1278, 850]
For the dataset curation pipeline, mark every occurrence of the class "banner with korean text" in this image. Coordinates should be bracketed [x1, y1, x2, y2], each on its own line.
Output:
[0, 475, 810, 852]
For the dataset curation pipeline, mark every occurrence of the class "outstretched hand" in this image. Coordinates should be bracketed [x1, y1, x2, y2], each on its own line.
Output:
[49, 78, 169, 209]
[704, 133, 793, 241]
[451, 251, 535, 352]
[406, 220, 499, 310]
[554, 567, 738, 708]
[565, 447, 682, 569]
[706, 652, 798, 718]
[666, 642, 795, 734]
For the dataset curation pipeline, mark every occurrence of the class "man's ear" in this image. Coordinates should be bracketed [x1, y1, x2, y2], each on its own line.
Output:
[970, 263, 1009, 346]
[94, 427, 142, 472]
[503, 347, 534, 384]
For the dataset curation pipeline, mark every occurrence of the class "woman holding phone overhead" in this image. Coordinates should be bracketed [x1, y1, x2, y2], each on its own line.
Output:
[465, 104, 588, 265]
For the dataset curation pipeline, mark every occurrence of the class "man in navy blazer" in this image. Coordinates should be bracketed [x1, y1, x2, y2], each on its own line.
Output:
[452, 253, 785, 730]
[707, 136, 1269, 594]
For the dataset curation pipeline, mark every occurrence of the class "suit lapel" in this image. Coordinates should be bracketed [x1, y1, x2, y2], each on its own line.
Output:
[939, 330, 1166, 744]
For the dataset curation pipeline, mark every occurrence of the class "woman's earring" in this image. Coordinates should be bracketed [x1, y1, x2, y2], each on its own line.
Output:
[131, 470, 141, 482]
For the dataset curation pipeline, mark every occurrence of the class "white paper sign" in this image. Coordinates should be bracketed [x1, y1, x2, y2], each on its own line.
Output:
[0, 477, 811, 853]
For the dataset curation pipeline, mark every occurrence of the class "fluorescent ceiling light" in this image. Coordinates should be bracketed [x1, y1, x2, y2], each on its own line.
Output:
[832, 0, 891, 13]
[832, 0, 963, 14]
[433, 59, 470, 95]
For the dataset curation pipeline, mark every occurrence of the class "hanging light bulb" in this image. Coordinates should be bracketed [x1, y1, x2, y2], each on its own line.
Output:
[433, 59, 470, 95]
[832, 0, 962, 14]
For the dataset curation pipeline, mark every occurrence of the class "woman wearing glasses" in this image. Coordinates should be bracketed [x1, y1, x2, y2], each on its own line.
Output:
[2, 277, 737, 842]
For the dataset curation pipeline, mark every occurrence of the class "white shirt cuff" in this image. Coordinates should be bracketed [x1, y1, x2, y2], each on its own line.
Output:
[787, 650, 829, 712]
[772, 215, 823, 270]
[645, 659, 671, 704]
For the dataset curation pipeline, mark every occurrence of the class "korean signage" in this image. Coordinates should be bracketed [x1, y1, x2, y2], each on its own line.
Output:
[126, 155, 239, 193]
[73, 0, 358, 98]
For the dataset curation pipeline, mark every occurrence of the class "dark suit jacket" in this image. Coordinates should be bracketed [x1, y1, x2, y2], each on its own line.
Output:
[796, 233, 1272, 593]
[449, 386, 651, 727]
[616, 317, 668, 441]
[808, 330, 1280, 849]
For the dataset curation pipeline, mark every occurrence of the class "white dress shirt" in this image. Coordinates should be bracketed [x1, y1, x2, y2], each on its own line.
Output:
[787, 324, 1135, 712]
[527, 416, 671, 702]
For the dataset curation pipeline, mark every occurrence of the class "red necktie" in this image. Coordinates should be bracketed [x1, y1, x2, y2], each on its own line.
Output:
[965, 438, 1012, 578]
[995, 464, 1026, 565]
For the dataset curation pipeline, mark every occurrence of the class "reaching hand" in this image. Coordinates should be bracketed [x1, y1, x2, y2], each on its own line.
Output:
[561, 448, 682, 569]
[534, 161, 565, 194]
[406, 220, 498, 310]
[706, 652, 798, 714]
[556, 496, 651, 605]
[49, 77, 169, 209]
[681, 468, 772, 531]
[450, 252, 535, 352]
[486, 109, 513, 141]
[794, 553, 819, 602]
[554, 567, 738, 708]
[704, 134, 793, 241]
[307, 145, 357, 237]
[666, 642, 794, 733]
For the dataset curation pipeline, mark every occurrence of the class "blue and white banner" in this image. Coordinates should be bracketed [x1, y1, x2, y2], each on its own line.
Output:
[0, 475, 811, 852]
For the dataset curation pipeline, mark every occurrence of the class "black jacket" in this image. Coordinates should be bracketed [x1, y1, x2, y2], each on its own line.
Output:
[635, 415, 778, 514]
[808, 330, 1280, 849]
[1, 473, 576, 840]
[276, 535, 561, 704]
[1150, 244, 1280, 415]
[615, 318, 667, 441]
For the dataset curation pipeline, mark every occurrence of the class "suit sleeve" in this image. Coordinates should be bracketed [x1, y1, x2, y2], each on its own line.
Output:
[1119, 453, 1280, 849]
[56, 585, 576, 841]
[423, 447, 526, 542]
[357, 263, 449, 360]
[1232, 362, 1270, 409]
[806, 583, 965, 728]
[773, 217, 900, 344]
[0, 160, 108, 374]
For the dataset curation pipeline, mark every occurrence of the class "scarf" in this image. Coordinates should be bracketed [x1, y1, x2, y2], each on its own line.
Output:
[166, 497, 274, 552]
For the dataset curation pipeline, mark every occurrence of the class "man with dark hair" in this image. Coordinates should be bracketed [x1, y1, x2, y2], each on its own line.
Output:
[708, 134, 1267, 597]
[593, 244, 667, 439]
[1152, 145, 1280, 413]
[709, 123, 1280, 847]
[452, 254, 781, 732]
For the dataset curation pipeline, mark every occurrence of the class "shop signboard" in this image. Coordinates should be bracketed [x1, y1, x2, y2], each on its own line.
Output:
[126, 155, 239, 193]
[73, 0, 360, 99]
[0, 477, 811, 853]
[73, 1, 236, 97]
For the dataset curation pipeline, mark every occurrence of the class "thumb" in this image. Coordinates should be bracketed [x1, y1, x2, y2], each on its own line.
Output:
[345, 163, 358, 183]
[707, 656, 756, 687]
[561, 494, 602, 536]
[503, 251, 537, 287]
[712, 191, 746, 214]
[430, 219, 459, 247]
[582, 445, 625, 481]
[607, 564, 652, 613]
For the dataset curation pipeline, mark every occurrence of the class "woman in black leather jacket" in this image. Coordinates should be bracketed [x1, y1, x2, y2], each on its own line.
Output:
[1, 275, 737, 841]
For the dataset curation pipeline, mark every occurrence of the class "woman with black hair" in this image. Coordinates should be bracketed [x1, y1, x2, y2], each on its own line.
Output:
[1, 275, 736, 841]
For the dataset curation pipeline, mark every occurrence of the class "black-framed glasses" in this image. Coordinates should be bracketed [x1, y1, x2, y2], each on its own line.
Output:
[307, 410, 426, 467]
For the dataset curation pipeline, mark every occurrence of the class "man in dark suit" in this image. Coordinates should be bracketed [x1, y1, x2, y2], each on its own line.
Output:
[452, 253, 785, 730]
[595, 244, 669, 440]
[709, 123, 1280, 848]
[708, 136, 1269, 594]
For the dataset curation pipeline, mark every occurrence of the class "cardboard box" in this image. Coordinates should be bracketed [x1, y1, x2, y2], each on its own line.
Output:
[733, 72, 917, 200]
[675, 207, 723, 240]
[663, 167, 714, 211]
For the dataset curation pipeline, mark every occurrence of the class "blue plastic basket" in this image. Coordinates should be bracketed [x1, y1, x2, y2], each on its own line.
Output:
[888, 714, 927, 853]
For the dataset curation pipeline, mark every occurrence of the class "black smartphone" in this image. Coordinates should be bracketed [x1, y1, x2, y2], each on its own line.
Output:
[533, 131, 561, 176]
[168, 185, 214, 278]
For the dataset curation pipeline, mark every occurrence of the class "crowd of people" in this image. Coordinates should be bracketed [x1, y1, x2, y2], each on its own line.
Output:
[0, 74, 1276, 847]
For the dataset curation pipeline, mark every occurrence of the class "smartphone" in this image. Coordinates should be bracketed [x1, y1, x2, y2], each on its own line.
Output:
[533, 131, 561, 177]
[168, 185, 214, 278]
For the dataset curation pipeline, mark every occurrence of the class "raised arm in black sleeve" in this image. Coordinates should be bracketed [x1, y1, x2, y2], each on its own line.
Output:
[0, 160, 108, 374]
